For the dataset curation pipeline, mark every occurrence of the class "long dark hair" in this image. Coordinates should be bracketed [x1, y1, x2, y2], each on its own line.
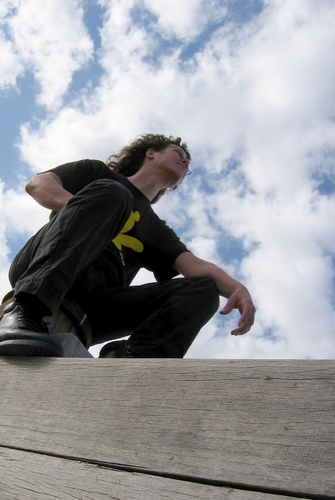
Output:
[106, 134, 191, 203]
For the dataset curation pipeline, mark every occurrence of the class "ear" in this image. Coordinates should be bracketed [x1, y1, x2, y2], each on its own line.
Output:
[146, 148, 155, 159]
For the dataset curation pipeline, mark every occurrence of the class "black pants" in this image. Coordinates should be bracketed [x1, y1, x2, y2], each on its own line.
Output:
[9, 180, 219, 357]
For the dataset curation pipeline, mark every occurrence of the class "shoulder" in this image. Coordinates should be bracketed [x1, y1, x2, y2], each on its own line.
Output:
[47, 159, 116, 193]
[47, 158, 107, 176]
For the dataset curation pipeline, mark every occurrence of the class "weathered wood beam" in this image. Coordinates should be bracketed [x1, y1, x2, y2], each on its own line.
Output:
[0, 359, 334, 499]
[0, 446, 304, 500]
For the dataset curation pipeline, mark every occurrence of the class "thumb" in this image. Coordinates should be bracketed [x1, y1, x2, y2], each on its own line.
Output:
[220, 297, 234, 315]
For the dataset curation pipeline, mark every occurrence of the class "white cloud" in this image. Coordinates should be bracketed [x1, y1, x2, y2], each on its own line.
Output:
[1, 0, 93, 108]
[1, 0, 335, 358]
[3, 187, 49, 239]
[0, 1, 21, 89]
[0, 32, 22, 89]
[143, 0, 227, 41]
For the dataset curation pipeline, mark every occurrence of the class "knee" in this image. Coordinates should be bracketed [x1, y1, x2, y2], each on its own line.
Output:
[188, 276, 220, 312]
[87, 179, 133, 201]
[76, 179, 134, 212]
[201, 275, 220, 300]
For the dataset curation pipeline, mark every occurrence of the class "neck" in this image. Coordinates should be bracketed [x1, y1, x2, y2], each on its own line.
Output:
[127, 168, 170, 202]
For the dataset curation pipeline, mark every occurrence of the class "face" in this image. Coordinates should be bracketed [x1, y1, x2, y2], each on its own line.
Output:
[167, 145, 191, 172]
[157, 144, 191, 182]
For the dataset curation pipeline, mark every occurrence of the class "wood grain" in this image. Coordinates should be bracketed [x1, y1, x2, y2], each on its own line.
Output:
[0, 446, 305, 500]
[0, 359, 334, 497]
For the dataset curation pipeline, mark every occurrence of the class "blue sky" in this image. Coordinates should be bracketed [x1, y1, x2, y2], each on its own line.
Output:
[1, 0, 334, 358]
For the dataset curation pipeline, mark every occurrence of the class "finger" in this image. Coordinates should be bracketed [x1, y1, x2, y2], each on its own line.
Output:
[219, 298, 234, 315]
[231, 309, 255, 336]
[231, 326, 249, 336]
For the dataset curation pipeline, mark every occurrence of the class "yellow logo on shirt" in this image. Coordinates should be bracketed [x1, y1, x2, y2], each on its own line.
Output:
[112, 211, 144, 253]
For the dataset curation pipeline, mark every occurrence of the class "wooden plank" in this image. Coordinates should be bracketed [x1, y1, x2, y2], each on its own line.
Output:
[0, 359, 334, 498]
[0, 446, 302, 500]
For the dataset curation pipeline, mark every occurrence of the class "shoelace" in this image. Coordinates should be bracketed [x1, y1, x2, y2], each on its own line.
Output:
[17, 305, 48, 334]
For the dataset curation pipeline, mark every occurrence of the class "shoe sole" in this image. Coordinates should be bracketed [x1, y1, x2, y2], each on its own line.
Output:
[99, 349, 123, 358]
[0, 327, 64, 355]
[0, 339, 63, 357]
[99, 340, 127, 358]
[99, 341, 138, 358]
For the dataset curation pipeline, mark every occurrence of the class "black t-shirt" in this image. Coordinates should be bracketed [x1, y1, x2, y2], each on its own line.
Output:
[48, 159, 189, 286]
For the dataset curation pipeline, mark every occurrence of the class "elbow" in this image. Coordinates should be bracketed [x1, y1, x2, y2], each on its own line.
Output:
[25, 176, 39, 196]
[25, 180, 33, 195]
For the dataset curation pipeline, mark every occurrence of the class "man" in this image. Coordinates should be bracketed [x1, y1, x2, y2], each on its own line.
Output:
[0, 134, 255, 358]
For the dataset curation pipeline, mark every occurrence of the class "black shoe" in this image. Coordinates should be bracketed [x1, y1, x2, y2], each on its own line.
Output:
[0, 301, 63, 357]
[99, 340, 139, 358]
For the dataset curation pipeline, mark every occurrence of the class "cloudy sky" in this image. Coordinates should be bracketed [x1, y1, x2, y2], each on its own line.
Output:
[1, 0, 334, 359]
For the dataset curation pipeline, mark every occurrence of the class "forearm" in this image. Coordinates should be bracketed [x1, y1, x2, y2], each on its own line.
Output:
[173, 253, 248, 298]
[25, 172, 73, 211]
[196, 262, 248, 298]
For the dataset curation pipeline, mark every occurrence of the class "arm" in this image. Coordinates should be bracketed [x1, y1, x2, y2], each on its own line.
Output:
[173, 252, 255, 336]
[25, 172, 74, 211]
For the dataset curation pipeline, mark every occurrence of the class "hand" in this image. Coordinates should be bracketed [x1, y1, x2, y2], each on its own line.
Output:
[220, 287, 256, 336]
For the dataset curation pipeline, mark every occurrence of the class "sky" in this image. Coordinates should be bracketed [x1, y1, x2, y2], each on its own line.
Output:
[0, 0, 334, 359]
